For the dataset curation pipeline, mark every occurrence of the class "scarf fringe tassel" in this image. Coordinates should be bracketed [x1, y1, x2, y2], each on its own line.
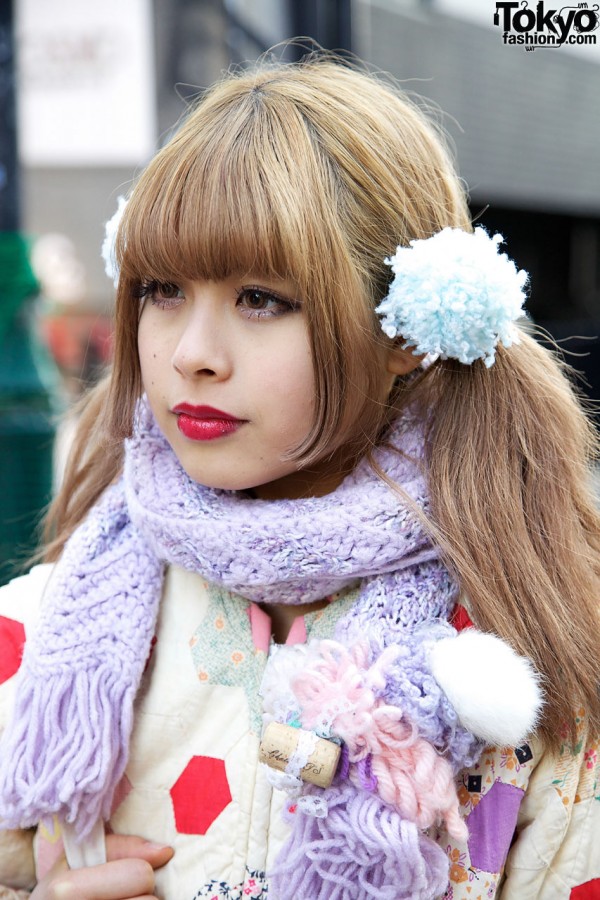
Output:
[0, 667, 133, 838]
[270, 782, 449, 899]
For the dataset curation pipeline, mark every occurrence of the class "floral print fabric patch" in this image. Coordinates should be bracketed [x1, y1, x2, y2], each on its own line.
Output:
[192, 867, 268, 899]
[431, 742, 535, 899]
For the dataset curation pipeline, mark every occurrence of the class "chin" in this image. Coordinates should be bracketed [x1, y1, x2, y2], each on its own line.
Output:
[179, 464, 259, 493]
[184, 473, 248, 492]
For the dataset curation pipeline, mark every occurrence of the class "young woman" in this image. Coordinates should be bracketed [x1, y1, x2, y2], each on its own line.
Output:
[0, 55, 598, 899]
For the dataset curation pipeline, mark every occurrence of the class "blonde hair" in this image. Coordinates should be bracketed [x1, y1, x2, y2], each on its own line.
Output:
[46, 55, 600, 751]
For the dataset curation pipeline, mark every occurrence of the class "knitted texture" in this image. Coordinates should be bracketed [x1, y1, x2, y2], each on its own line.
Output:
[124, 398, 450, 607]
[270, 782, 450, 900]
[260, 634, 477, 898]
[101, 196, 126, 287]
[376, 227, 528, 367]
[287, 641, 468, 837]
[377, 627, 483, 771]
[0, 397, 458, 858]
[336, 617, 483, 771]
[0, 484, 164, 836]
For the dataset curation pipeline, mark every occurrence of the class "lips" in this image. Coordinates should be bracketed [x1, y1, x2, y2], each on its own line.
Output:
[172, 404, 245, 441]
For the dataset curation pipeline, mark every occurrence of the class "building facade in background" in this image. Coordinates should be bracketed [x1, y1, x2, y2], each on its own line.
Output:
[15, 0, 600, 400]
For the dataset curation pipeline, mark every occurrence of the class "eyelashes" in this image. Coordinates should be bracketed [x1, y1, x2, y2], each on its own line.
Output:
[136, 281, 184, 310]
[235, 285, 302, 318]
[136, 281, 302, 319]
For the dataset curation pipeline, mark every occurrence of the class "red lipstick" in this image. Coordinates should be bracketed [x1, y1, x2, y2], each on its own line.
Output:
[172, 404, 245, 441]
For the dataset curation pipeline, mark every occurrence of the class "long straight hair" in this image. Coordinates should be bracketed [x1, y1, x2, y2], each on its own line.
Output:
[45, 55, 600, 752]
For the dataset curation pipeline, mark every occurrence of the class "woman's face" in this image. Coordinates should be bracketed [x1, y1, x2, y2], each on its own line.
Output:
[138, 274, 351, 499]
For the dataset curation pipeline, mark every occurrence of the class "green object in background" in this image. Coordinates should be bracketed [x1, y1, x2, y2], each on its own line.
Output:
[0, 232, 58, 585]
[0, 232, 39, 342]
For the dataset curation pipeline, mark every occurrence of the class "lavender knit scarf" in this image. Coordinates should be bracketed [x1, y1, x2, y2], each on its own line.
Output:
[0, 398, 466, 893]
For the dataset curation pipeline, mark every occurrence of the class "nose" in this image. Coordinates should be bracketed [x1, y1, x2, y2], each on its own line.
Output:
[171, 287, 232, 380]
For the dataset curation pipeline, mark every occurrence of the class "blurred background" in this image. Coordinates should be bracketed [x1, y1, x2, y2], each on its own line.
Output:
[1, 0, 600, 581]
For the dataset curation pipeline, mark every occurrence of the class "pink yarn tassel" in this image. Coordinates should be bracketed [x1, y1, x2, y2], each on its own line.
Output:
[361, 706, 467, 841]
[293, 639, 466, 840]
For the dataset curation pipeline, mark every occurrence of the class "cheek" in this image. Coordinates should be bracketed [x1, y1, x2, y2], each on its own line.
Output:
[137, 318, 152, 374]
[266, 349, 316, 445]
[138, 319, 168, 390]
[138, 344, 156, 391]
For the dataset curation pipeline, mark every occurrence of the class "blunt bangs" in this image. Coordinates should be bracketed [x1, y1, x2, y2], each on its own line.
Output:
[118, 86, 339, 296]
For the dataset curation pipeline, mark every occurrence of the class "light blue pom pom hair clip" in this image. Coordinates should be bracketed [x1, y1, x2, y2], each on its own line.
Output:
[101, 199, 526, 371]
[375, 227, 529, 368]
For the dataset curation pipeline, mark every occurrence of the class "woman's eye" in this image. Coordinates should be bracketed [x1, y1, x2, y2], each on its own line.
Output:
[138, 281, 184, 309]
[236, 286, 300, 318]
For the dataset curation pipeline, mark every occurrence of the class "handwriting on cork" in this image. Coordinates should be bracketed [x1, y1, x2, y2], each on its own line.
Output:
[259, 722, 341, 789]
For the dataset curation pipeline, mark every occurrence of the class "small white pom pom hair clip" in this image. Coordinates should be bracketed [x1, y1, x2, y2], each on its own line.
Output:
[376, 226, 529, 368]
[101, 196, 127, 287]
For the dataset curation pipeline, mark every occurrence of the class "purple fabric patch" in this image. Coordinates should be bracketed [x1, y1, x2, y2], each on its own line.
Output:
[466, 779, 524, 873]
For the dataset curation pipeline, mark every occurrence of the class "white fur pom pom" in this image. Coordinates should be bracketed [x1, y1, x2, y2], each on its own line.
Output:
[429, 630, 543, 746]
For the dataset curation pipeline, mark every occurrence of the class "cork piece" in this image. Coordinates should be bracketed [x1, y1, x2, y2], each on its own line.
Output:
[259, 722, 341, 789]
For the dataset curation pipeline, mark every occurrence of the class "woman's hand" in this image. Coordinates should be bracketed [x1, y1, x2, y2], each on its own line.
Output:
[30, 834, 174, 900]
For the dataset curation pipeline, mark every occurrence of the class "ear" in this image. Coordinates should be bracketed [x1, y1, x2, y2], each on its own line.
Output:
[386, 341, 425, 376]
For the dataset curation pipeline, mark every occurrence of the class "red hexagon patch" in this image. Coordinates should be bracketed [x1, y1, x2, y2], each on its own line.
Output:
[0, 616, 26, 685]
[571, 880, 600, 900]
[170, 755, 232, 835]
